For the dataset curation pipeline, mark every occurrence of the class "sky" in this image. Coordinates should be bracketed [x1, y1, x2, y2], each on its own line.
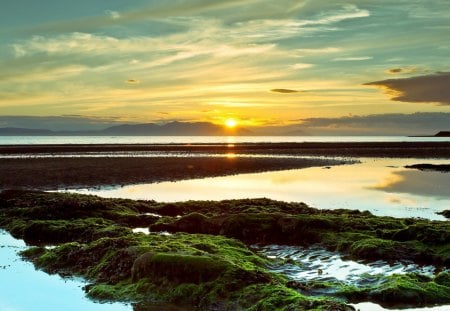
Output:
[0, 0, 449, 133]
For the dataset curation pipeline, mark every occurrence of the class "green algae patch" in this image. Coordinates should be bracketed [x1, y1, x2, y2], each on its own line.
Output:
[369, 273, 450, 305]
[1, 190, 449, 309]
[131, 252, 230, 283]
[152, 211, 449, 265]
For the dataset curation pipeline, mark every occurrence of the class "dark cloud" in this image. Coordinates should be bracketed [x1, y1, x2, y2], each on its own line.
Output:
[365, 72, 450, 105]
[298, 112, 450, 136]
[270, 88, 300, 94]
[388, 68, 402, 73]
[126, 79, 139, 84]
[385, 67, 420, 75]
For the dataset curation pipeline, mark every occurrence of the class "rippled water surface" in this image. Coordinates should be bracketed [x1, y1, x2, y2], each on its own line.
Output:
[258, 244, 436, 287]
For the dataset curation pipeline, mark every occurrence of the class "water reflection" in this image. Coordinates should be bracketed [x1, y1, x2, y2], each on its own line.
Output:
[0, 230, 130, 311]
[371, 170, 450, 198]
[258, 244, 436, 286]
[75, 158, 450, 220]
[350, 302, 450, 311]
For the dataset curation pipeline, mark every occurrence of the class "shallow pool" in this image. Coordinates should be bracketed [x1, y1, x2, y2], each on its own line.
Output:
[74, 157, 450, 220]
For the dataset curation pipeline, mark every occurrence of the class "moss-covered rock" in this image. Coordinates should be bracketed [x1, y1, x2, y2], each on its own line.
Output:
[367, 273, 450, 305]
[1, 190, 449, 309]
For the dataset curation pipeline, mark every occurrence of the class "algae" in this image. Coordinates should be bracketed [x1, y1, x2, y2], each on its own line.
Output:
[1, 190, 449, 310]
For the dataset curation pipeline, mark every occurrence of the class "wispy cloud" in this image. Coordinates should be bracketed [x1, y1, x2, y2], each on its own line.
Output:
[105, 10, 121, 20]
[291, 63, 314, 70]
[333, 56, 373, 61]
[296, 47, 341, 54]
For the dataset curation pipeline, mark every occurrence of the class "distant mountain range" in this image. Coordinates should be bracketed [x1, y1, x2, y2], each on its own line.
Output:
[0, 122, 252, 136]
[0, 122, 448, 137]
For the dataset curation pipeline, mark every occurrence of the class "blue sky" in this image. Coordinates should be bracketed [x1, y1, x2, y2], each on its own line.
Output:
[0, 0, 449, 131]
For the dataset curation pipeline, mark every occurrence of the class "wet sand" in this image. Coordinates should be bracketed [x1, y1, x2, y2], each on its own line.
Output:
[0, 156, 344, 190]
[1, 142, 449, 190]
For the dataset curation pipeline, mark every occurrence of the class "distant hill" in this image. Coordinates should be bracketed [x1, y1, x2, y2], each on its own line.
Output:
[0, 127, 55, 135]
[435, 131, 450, 137]
[0, 122, 252, 136]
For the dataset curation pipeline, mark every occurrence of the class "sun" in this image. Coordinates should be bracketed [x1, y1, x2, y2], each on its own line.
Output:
[225, 118, 237, 128]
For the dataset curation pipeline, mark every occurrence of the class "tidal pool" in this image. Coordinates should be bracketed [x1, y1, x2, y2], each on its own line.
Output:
[258, 244, 437, 287]
[74, 157, 450, 220]
[0, 230, 130, 311]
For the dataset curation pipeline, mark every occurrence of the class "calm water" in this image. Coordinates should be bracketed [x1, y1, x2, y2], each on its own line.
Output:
[75, 158, 450, 220]
[0, 230, 129, 311]
[0, 135, 449, 145]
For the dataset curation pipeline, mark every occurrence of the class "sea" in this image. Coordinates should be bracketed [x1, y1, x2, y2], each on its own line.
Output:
[0, 135, 449, 145]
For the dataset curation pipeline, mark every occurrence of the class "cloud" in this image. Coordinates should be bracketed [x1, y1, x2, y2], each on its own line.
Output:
[270, 88, 300, 93]
[11, 2, 369, 38]
[291, 63, 314, 70]
[126, 79, 139, 84]
[296, 47, 341, 54]
[386, 67, 418, 74]
[388, 68, 402, 73]
[333, 56, 373, 61]
[14, 0, 254, 35]
[105, 10, 121, 20]
[365, 73, 450, 105]
[297, 112, 450, 136]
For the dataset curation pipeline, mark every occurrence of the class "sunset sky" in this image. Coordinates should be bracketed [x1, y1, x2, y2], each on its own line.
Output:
[0, 0, 449, 133]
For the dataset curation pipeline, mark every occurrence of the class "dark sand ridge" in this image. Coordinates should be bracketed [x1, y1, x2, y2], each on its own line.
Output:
[0, 156, 346, 190]
[1, 142, 449, 190]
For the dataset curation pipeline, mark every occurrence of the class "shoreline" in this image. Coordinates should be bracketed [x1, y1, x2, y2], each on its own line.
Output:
[1, 141, 449, 190]
[0, 156, 348, 190]
[1, 141, 450, 158]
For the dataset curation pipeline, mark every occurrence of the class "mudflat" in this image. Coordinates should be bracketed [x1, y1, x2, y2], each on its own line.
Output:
[0, 156, 345, 190]
[1, 142, 449, 190]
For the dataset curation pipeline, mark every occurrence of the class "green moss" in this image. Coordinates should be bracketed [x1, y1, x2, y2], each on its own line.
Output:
[86, 280, 150, 302]
[349, 238, 400, 259]
[131, 252, 230, 283]
[1, 190, 449, 309]
[434, 271, 450, 287]
[368, 273, 450, 304]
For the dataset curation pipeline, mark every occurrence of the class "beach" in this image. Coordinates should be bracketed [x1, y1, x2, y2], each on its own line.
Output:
[1, 142, 449, 190]
[1, 141, 449, 310]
